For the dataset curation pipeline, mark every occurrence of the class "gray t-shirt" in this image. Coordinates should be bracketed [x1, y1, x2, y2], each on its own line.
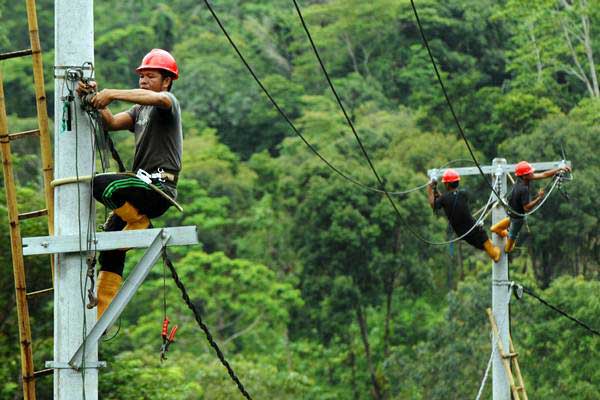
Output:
[127, 91, 182, 197]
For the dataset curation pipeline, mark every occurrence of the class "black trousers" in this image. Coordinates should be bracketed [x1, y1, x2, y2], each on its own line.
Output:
[93, 174, 172, 276]
[453, 224, 489, 250]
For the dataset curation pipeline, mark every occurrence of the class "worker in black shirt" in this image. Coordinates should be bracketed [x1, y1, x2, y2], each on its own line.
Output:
[428, 169, 500, 262]
[491, 161, 571, 253]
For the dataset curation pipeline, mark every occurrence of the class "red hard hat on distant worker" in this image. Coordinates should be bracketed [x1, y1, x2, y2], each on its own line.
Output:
[441, 169, 460, 183]
[515, 161, 534, 177]
[136, 49, 179, 80]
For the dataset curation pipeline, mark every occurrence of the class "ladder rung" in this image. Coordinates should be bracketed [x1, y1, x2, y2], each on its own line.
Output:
[33, 368, 53, 378]
[516, 386, 524, 391]
[0, 49, 33, 61]
[27, 287, 53, 299]
[9, 129, 40, 141]
[18, 209, 48, 221]
[502, 352, 519, 358]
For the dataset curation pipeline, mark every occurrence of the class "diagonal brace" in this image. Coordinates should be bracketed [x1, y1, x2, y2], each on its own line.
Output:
[69, 229, 170, 370]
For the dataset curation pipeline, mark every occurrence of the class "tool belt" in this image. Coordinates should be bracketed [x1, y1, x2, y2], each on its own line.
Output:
[136, 168, 178, 185]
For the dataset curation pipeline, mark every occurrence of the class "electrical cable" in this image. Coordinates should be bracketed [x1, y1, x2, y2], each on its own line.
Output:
[65, 72, 88, 400]
[519, 285, 600, 337]
[293, 0, 497, 246]
[162, 250, 253, 400]
[200, 0, 426, 197]
[408, 0, 569, 218]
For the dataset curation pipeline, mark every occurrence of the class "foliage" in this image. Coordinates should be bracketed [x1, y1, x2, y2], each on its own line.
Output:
[0, 0, 598, 398]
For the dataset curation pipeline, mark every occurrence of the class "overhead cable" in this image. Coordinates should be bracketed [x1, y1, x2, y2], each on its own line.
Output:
[293, 0, 492, 245]
[200, 0, 425, 197]
[407, 0, 568, 218]
[518, 284, 600, 337]
[162, 250, 253, 399]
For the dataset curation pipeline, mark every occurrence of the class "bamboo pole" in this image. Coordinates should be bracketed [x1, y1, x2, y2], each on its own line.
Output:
[487, 308, 521, 400]
[26, 0, 54, 279]
[509, 335, 529, 399]
[0, 70, 37, 400]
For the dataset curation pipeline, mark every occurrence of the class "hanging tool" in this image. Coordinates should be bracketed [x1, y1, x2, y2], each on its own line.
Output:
[160, 317, 178, 362]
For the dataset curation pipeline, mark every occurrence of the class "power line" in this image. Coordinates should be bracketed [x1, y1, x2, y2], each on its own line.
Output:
[407, 0, 498, 194]
[406, 0, 566, 219]
[292, 0, 488, 246]
[200, 0, 425, 197]
[162, 250, 253, 400]
[518, 285, 600, 337]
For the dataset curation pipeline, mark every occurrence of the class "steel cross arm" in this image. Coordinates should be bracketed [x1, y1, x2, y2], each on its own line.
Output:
[69, 229, 170, 370]
[427, 160, 571, 179]
[22, 226, 198, 256]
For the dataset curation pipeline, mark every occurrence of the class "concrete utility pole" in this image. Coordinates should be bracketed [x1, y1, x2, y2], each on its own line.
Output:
[428, 158, 569, 400]
[37, 5, 199, 399]
[53, 1, 97, 399]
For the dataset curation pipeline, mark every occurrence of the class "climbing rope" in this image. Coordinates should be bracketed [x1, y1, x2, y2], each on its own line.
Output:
[162, 250, 253, 400]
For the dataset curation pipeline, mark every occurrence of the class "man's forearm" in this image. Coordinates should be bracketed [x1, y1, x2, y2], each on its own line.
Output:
[108, 89, 171, 108]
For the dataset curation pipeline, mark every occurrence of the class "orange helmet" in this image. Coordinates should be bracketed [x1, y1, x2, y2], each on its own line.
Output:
[515, 161, 534, 177]
[441, 169, 460, 183]
[136, 49, 179, 80]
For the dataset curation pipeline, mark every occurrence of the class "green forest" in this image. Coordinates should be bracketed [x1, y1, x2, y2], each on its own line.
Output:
[1, 0, 599, 398]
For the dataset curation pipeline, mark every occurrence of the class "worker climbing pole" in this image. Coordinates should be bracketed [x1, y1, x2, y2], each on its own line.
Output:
[76, 48, 183, 319]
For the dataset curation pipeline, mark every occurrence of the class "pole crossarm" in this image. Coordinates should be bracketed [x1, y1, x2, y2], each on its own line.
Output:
[68, 229, 171, 369]
[427, 160, 571, 179]
[22, 226, 198, 256]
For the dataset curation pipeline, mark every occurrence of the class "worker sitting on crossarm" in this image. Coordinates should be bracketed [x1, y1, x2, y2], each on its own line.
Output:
[491, 161, 570, 253]
[428, 169, 500, 262]
[77, 49, 183, 319]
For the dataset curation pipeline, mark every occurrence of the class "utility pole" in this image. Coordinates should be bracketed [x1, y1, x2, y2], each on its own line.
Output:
[428, 158, 569, 400]
[35, 5, 199, 399]
[490, 158, 510, 400]
[53, 1, 97, 399]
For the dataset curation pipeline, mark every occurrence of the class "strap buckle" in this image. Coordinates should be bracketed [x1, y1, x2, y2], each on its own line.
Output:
[136, 168, 166, 184]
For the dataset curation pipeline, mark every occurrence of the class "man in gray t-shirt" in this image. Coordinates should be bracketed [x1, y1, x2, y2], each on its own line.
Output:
[77, 49, 183, 319]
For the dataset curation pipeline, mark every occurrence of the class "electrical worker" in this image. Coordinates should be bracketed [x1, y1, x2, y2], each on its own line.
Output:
[491, 161, 570, 253]
[77, 49, 182, 319]
[428, 169, 500, 262]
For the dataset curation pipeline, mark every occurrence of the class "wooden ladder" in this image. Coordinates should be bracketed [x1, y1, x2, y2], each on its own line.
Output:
[0, 0, 54, 399]
[486, 308, 529, 400]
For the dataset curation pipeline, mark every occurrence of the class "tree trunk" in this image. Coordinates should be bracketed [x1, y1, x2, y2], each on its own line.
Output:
[580, 11, 599, 97]
[383, 283, 393, 359]
[355, 304, 383, 400]
[349, 347, 359, 400]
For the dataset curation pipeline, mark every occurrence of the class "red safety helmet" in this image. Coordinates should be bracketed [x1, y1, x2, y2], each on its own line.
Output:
[136, 49, 179, 80]
[515, 161, 534, 177]
[441, 168, 460, 183]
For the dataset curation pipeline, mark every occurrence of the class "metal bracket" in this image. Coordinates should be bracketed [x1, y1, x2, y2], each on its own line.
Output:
[46, 361, 106, 369]
[69, 229, 171, 370]
[427, 160, 571, 178]
[22, 226, 198, 256]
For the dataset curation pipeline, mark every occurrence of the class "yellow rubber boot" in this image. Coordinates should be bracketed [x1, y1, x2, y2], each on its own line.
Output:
[96, 271, 123, 320]
[483, 239, 501, 262]
[505, 238, 517, 253]
[491, 217, 510, 238]
[113, 201, 150, 231]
